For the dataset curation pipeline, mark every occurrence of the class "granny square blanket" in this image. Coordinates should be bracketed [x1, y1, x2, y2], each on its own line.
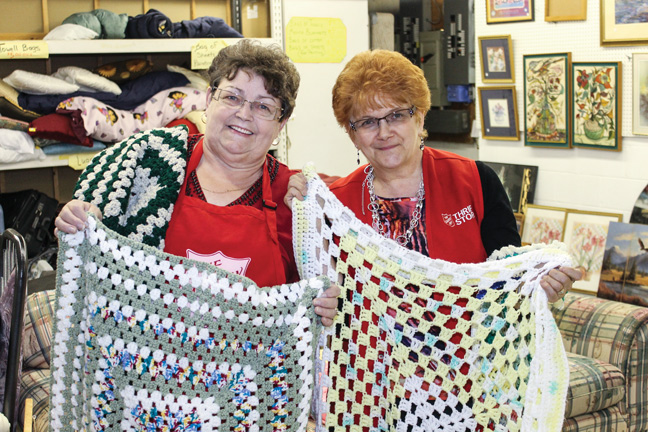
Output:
[50, 215, 327, 432]
[292, 164, 572, 432]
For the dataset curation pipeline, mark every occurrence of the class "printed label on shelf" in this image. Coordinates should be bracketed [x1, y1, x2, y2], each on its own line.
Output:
[0, 41, 49, 59]
[64, 154, 95, 171]
[191, 40, 229, 70]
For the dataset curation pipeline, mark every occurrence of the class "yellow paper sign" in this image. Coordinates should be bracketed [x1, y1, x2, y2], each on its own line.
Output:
[0, 41, 49, 59]
[191, 39, 229, 70]
[64, 154, 96, 171]
[286, 17, 347, 63]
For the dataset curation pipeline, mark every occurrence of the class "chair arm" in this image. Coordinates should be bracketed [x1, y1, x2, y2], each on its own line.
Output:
[552, 292, 648, 432]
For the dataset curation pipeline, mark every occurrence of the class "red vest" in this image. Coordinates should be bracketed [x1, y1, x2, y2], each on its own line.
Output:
[329, 147, 487, 263]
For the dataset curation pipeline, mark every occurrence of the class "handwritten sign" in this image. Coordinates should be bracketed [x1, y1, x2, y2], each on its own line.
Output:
[65, 153, 96, 171]
[286, 17, 346, 63]
[191, 39, 229, 70]
[0, 41, 49, 59]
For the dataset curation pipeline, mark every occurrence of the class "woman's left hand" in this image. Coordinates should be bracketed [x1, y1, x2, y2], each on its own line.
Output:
[540, 266, 584, 303]
[314, 284, 341, 327]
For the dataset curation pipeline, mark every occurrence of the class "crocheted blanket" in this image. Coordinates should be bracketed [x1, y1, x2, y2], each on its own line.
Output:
[292, 164, 572, 432]
[50, 214, 326, 432]
[73, 126, 189, 249]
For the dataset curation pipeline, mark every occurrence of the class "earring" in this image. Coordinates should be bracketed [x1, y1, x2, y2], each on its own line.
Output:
[357, 149, 360, 165]
[201, 112, 207, 124]
[420, 136, 425, 151]
[271, 137, 280, 146]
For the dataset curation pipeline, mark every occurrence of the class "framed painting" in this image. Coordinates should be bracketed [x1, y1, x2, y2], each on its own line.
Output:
[601, 0, 648, 46]
[478, 86, 520, 140]
[545, 0, 587, 22]
[479, 35, 514, 83]
[486, 0, 534, 24]
[520, 204, 567, 246]
[523, 53, 571, 148]
[630, 182, 648, 224]
[514, 212, 525, 236]
[482, 161, 538, 213]
[563, 210, 623, 293]
[598, 221, 648, 307]
[633, 53, 648, 135]
[572, 62, 622, 151]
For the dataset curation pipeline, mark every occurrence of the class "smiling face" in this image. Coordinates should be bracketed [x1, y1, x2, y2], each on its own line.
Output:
[350, 97, 425, 174]
[203, 69, 287, 169]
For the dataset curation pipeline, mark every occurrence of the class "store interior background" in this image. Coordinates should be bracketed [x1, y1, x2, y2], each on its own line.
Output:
[1, 0, 647, 222]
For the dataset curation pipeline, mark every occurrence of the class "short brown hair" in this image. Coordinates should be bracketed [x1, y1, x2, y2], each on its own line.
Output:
[208, 40, 300, 120]
[332, 50, 431, 133]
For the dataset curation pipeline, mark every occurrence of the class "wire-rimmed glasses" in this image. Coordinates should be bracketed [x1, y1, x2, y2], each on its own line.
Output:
[212, 88, 283, 121]
[349, 106, 416, 133]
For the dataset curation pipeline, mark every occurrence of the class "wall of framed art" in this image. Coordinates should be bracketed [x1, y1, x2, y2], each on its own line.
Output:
[475, 0, 648, 223]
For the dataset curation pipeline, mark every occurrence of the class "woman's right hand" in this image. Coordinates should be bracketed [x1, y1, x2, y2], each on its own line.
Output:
[54, 199, 102, 234]
[283, 173, 308, 209]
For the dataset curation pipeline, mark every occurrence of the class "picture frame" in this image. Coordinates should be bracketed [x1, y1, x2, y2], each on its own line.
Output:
[479, 35, 514, 83]
[482, 161, 538, 213]
[486, 0, 534, 24]
[521, 204, 567, 246]
[598, 221, 648, 307]
[478, 86, 520, 141]
[562, 210, 623, 293]
[545, 0, 587, 22]
[514, 212, 525, 236]
[633, 53, 648, 135]
[523, 53, 571, 148]
[572, 62, 622, 151]
[601, 0, 648, 46]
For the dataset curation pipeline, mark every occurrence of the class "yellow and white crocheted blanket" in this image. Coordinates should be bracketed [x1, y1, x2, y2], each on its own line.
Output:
[292, 164, 571, 432]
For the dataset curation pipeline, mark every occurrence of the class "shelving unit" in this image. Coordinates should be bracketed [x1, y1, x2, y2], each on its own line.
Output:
[0, 0, 285, 199]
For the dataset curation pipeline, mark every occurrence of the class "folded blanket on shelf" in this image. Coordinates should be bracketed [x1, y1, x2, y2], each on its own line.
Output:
[293, 163, 572, 432]
[50, 214, 326, 431]
[173, 16, 243, 38]
[62, 9, 128, 39]
[126, 8, 173, 39]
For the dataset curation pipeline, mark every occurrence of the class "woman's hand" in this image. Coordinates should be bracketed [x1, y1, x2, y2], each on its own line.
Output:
[540, 266, 584, 303]
[54, 199, 102, 234]
[283, 173, 308, 209]
[314, 284, 341, 327]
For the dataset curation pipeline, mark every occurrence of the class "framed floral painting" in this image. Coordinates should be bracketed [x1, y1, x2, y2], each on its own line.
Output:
[633, 53, 648, 135]
[563, 210, 623, 293]
[572, 62, 622, 151]
[478, 86, 519, 140]
[523, 53, 572, 148]
[521, 204, 567, 246]
[486, 0, 534, 24]
[479, 35, 514, 83]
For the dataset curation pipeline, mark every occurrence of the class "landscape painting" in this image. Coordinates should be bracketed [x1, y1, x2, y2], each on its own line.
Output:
[598, 221, 648, 307]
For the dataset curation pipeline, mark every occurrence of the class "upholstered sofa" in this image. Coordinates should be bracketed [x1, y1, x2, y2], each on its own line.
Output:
[16, 289, 648, 432]
[552, 292, 648, 432]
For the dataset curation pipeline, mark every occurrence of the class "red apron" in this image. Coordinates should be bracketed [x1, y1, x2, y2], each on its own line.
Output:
[164, 139, 286, 286]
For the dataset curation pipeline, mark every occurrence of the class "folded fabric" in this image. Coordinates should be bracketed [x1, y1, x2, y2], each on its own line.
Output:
[126, 8, 173, 38]
[41, 139, 107, 156]
[57, 87, 206, 143]
[166, 65, 209, 91]
[293, 164, 573, 432]
[0, 116, 29, 131]
[28, 111, 93, 147]
[62, 9, 128, 39]
[0, 129, 36, 154]
[43, 23, 99, 40]
[50, 214, 325, 431]
[18, 70, 189, 114]
[93, 59, 153, 85]
[0, 80, 40, 122]
[53, 66, 122, 95]
[165, 118, 200, 135]
[172, 16, 243, 38]
[3, 70, 79, 95]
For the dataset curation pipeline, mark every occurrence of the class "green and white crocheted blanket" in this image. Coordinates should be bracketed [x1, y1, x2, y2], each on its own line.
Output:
[50, 215, 326, 432]
[292, 164, 572, 432]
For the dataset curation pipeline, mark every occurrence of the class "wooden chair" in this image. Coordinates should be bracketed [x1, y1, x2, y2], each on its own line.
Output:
[0, 229, 28, 431]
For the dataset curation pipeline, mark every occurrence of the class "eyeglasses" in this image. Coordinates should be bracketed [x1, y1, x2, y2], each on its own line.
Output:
[212, 88, 283, 121]
[349, 106, 416, 132]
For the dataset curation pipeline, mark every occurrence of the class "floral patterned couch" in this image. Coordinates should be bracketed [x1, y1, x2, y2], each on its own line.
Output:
[552, 292, 648, 432]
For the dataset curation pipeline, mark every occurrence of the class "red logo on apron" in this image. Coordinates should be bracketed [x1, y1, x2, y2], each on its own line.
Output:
[442, 213, 455, 227]
[186, 249, 251, 276]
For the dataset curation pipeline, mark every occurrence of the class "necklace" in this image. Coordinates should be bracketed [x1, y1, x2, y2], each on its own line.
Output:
[201, 183, 255, 194]
[365, 166, 425, 246]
